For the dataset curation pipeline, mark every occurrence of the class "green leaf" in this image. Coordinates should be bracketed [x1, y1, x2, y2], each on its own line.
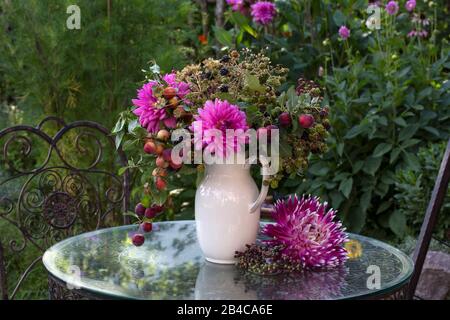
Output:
[123, 211, 138, 219]
[346, 205, 366, 232]
[333, 10, 346, 26]
[398, 124, 419, 142]
[373, 143, 392, 158]
[308, 163, 329, 176]
[390, 147, 402, 164]
[150, 63, 161, 75]
[336, 143, 344, 157]
[128, 119, 139, 133]
[389, 210, 407, 237]
[339, 177, 353, 199]
[363, 156, 382, 176]
[402, 151, 421, 171]
[244, 74, 265, 93]
[376, 201, 392, 214]
[424, 126, 441, 137]
[360, 190, 372, 213]
[115, 131, 124, 149]
[214, 27, 233, 47]
[112, 118, 125, 133]
[118, 167, 128, 176]
[352, 161, 364, 174]
[344, 125, 366, 139]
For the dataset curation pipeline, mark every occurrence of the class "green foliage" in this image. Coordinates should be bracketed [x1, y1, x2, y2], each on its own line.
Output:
[394, 142, 450, 239]
[216, 0, 450, 239]
[0, 0, 199, 126]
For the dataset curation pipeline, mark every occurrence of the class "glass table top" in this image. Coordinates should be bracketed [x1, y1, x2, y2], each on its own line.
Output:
[42, 221, 413, 300]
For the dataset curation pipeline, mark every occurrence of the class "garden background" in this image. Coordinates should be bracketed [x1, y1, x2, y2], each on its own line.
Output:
[0, 0, 449, 298]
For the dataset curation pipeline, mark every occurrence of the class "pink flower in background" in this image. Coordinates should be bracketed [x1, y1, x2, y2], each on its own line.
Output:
[338, 26, 350, 40]
[190, 99, 248, 157]
[162, 72, 190, 99]
[385, 1, 399, 15]
[226, 0, 244, 12]
[405, 0, 416, 12]
[251, 1, 276, 25]
[263, 195, 348, 269]
[408, 29, 428, 38]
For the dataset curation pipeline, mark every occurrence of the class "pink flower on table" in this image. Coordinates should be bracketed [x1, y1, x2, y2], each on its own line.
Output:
[226, 0, 244, 12]
[385, 1, 399, 15]
[338, 26, 350, 40]
[405, 0, 416, 12]
[190, 99, 248, 157]
[263, 195, 348, 269]
[250, 1, 276, 25]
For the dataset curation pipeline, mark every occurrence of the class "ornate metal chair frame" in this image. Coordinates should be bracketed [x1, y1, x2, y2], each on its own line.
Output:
[0, 117, 130, 300]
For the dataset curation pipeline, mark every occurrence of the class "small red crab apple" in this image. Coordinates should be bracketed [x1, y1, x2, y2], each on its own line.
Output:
[298, 114, 315, 129]
[135, 203, 146, 217]
[279, 112, 292, 127]
[132, 233, 145, 246]
[157, 129, 170, 142]
[156, 156, 169, 168]
[155, 177, 167, 191]
[163, 87, 177, 100]
[145, 207, 157, 219]
[143, 140, 157, 154]
[141, 222, 153, 233]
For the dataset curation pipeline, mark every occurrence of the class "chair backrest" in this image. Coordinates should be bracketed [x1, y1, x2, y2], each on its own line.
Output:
[0, 117, 130, 299]
[407, 139, 450, 299]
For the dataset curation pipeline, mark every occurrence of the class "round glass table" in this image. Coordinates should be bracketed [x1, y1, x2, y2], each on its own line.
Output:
[42, 221, 413, 300]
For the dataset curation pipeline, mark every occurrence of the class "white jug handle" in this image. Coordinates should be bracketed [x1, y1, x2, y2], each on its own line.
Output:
[249, 157, 271, 214]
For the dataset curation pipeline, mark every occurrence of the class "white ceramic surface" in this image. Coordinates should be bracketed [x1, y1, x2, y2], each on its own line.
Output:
[195, 163, 267, 264]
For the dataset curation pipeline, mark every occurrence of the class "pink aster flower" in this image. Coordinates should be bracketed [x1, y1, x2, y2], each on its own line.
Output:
[227, 0, 244, 12]
[385, 1, 399, 15]
[250, 1, 276, 25]
[405, 0, 416, 12]
[132, 73, 190, 133]
[338, 26, 350, 40]
[190, 99, 248, 157]
[132, 81, 166, 133]
[263, 195, 348, 269]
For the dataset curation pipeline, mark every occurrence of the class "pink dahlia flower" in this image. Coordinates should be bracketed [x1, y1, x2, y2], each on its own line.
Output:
[251, 1, 276, 25]
[263, 195, 348, 269]
[132, 73, 190, 133]
[385, 1, 399, 15]
[190, 99, 248, 157]
[132, 81, 165, 133]
[338, 26, 350, 40]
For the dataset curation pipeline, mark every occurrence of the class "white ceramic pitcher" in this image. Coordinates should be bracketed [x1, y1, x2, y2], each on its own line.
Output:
[195, 161, 269, 264]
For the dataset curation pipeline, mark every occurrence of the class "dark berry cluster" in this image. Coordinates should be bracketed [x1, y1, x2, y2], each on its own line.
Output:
[235, 243, 303, 275]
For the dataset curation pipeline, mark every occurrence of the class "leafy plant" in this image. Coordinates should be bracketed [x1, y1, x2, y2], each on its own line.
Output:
[393, 142, 450, 239]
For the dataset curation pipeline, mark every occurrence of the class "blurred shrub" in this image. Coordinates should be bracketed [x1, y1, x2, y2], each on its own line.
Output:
[394, 142, 450, 239]
[0, 0, 200, 127]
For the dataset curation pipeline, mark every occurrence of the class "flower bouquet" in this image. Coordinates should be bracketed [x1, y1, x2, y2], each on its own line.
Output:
[114, 49, 345, 266]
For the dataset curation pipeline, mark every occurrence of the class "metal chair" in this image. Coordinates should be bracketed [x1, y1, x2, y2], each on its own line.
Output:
[407, 139, 450, 299]
[0, 117, 130, 300]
